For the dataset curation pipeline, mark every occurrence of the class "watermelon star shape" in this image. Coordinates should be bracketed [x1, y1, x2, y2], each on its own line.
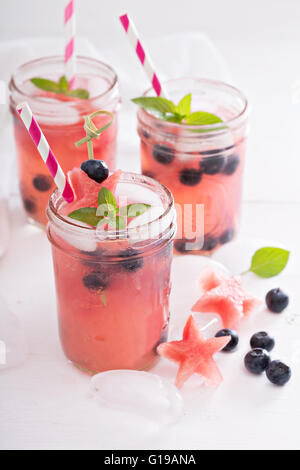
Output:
[192, 268, 261, 330]
[157, 315, 231, 388]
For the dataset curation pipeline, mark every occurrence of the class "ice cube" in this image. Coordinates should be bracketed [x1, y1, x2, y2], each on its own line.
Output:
[0, 297, 26, 371]
[128, 206, 175, 241]
[90, 370, 183, 426]
[37, 97, 81, 126]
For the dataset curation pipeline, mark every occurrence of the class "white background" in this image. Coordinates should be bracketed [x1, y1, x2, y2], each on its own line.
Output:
[1, 0, 300, 451]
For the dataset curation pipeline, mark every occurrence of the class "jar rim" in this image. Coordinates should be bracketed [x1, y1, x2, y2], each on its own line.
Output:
[9, 55, 119, 113]
[47, 172, 176, 244]
[138, 77, 248, 135]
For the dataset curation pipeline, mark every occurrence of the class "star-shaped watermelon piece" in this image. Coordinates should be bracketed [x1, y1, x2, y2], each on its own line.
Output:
[157, 315, 231, 388]
[192, 268, 261, 329]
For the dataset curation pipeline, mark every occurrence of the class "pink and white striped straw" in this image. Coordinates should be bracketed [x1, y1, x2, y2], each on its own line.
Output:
[119, 13, 167, 98]
[64, 0, 76, 88]
[16, 103, 74, 203]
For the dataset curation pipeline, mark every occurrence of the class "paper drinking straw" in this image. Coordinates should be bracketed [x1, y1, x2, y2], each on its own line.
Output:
[64, 0, 76, 88]
[16, 103, 74, 203]
[119, 13, 167, 98]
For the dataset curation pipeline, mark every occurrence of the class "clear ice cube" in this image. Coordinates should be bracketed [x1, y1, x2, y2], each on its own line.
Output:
[90, 370, 183, 426]
[0, 297, 26, 371]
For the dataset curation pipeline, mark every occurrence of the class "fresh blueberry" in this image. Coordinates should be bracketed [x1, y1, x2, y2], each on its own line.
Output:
[82, 271, 110, 291]
[33, 174, 53, 192]
[118, 248, 144, 272]
[219, 228, 235, 245]
[200, 155, 225, 175]
[201, 236, 219, 252]
[200, 146, 234, 156]
[215, 329, 239, 352]
[244, 348, 271, 375]
[179, 168, 202, 186]
[266, 360, 291, 386]
[141, 129, 150, 139]
[174, 239, 189, 253]
[153, 145, 175, 165]
[250, 332, 275, 352]
[223, 155, 240, 175]
[174, 239, 196, 253]
[143, 170, 156, 179]
[81, 160, 109, 184]
[23, 198, 36, 214]
[266, 288, 289, 313]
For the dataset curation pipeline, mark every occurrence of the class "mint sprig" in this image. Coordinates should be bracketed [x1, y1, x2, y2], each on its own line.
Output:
[244, 247, 290, 278]
[132, 94, 223, 127]
[69, 187, 151, 229]
[31, 75, 90, 100]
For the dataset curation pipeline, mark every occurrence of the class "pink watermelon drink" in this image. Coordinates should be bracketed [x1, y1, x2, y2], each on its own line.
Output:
[9, 56, 120, 226]
[136, 78, 248, 255]
[47, 169, 176, 373]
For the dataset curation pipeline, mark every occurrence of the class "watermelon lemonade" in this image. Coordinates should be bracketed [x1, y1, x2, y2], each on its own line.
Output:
[47, 169, 176, 373]
[136, 78, 248, 255]
[10, 56, 120, 226]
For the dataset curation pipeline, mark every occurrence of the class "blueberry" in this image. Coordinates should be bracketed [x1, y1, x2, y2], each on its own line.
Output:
[266, 288, 289, 313]
[219, 228, 235, 245]
[202, 236, 219, 252]
[215, 329, 239, 352]
[23, 198, 36, 214]
[266, 360, 291, 386]
[179, 168, 202, 186]
[250, 332, 275, 352]
[153, 145, 175, 165]
[223, 155, 240, 175]
[174, 239, 196, 253]
[141, 129, 150, 139]
[174, 239, 189, 253]
[200, 155, 225, 175]
[118, 248, 144, 272]
[81, 160, 109, 183]
[33, 174, 53, 192]
[82, 271, 110, 291]
[201, 146, 234, 156]
[244, 348, 271, 375]
[143, 170, 156, 179]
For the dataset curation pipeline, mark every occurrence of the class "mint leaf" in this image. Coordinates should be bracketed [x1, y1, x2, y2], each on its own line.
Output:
[31, 75, 90, 100]
[164, 113, 184, 123]
[119, 203, 151, 218]
[176, 93, 191, 116]
[58, 75, 69, 92]
[248, 247, 290, 278]
[67, 88, 90, 100]
[31, 78, 61, 93]
[185, 111, 223, 126]
[132, 94, 224, 127]
[107, 215, 127, 230]
[132, 97, 177, 115]
[97, 188, 118, 212]
[68, 207, 104, 227]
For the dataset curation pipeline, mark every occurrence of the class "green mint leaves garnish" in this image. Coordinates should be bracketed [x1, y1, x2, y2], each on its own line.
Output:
[132, 94, 223, 127]
[245, 247, 290, 278]
[68, 187, 151, 229]
[31, 75, 90, 100]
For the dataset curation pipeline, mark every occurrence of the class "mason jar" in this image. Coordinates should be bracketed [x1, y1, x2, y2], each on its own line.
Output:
[10, 56, 121, 226]
[47, 172, 176, 373]
[137, 78, 248, 255]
